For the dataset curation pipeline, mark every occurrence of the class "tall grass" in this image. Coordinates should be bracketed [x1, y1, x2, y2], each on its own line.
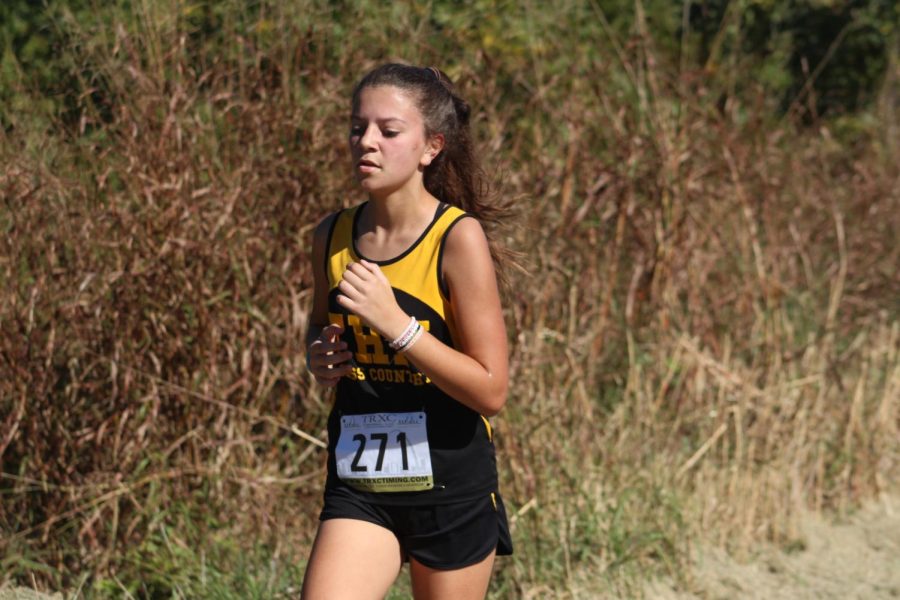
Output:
[1, 1, 897, 597]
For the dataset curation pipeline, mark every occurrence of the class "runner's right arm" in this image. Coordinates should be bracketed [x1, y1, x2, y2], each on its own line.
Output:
[307, 214, 352, 386]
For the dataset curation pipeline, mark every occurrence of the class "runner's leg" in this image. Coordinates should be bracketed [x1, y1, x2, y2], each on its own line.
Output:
[301, 518, 403, 600]
[409, 550, 496, 600]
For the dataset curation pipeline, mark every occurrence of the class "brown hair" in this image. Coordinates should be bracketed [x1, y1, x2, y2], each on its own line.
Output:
[351, 63, 517, 279]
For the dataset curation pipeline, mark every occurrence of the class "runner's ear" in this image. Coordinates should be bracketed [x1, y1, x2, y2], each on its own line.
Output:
[422, 134, 445, 167]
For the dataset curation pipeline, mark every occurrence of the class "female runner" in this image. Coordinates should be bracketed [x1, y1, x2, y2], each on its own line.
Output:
[300, 64, 513, 599]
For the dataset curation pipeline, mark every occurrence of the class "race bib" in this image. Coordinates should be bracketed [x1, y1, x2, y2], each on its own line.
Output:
[335, 412, 434, 492]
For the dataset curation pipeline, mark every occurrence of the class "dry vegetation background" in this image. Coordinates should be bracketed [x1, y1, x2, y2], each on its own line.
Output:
[1, 1, 898, 597]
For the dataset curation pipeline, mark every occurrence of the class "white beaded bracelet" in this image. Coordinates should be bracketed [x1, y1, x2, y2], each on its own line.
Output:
[388, 317, 418, 351]
[397, 323, 424, 353]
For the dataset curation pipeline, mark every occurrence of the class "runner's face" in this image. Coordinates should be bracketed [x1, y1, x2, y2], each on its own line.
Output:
[349, 86, 438, 195]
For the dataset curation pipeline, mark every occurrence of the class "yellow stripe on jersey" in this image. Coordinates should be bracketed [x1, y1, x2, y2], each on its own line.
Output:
[482, 415, 493, 442]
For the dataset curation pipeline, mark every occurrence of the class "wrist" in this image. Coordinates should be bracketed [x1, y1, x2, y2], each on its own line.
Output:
[381, 311, 413, 343]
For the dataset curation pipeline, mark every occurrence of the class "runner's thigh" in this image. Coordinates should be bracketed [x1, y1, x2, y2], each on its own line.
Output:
[301, 518, 403, 600]
[409, 550, 496, 600]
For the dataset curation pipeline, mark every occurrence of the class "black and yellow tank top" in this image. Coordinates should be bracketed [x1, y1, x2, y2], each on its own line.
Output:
[323, 201, 498, 505]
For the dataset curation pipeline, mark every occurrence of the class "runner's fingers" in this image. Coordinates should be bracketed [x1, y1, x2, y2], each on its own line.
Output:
[337, 279, 365, 301]
[310, 340, 347, 357]
[358, 259, 377, 274]
[317, 340, 347, 354]
[315, 363, 351, 385]
[311, 349, 351, 367]
[345, 261, 375, 279]
[321, 323, 344, 341]
[335, 293, 359, 312]
[325, 352, 352, 367]
[341, 268, 366, 290]
[309, 325, 351, 385]
[359, 259, 388, 284]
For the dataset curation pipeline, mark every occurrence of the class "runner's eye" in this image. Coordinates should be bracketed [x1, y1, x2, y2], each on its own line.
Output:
[383, 130, 399, 138]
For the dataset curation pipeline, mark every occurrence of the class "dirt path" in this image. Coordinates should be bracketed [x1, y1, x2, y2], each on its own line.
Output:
[647, 493, 900, 599]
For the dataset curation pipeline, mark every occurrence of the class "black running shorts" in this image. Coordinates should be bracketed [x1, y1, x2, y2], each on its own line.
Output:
[319, 486, 514, 570]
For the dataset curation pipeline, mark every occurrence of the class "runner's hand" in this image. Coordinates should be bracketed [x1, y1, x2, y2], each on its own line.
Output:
[336, 260, 410, 340]
[308, 324, 352, 386]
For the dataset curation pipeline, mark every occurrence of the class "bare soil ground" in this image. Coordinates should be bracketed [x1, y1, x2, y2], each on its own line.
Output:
[646, 493, 900, 600]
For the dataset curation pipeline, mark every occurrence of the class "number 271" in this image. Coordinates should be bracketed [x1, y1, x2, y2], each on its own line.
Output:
[350, 432, 408, 472]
